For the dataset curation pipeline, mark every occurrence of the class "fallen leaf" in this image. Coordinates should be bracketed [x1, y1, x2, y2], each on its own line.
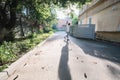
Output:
[24, 63, 27, 66]
[84, 73, 87, 78]
[77, 57, 79, 59]
[81, 60, 84, 63]
[41, 67, 45, 69]
[93, 62, 97, 64]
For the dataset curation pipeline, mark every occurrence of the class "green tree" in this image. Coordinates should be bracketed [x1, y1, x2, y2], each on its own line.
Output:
[0, 0, 91, 42]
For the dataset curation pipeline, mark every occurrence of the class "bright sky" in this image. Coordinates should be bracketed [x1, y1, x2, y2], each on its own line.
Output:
[56, 10, 67, 19]
[56, 6, 79, 19]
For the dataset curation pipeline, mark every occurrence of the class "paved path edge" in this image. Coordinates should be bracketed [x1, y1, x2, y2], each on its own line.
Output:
[0, 33, 54, 80]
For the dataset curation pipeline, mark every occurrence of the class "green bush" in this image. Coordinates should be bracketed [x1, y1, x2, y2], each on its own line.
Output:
[0, 41, 17, 65]
[39, 29, 44, 34]
[0, 32, 52, 71]
[0, 64, 8, 72]
[16, 42, 29, 53]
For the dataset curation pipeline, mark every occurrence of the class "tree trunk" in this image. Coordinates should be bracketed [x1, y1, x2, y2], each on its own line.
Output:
[0, 0, 18, 42]
[5, 0, 17, 30]
[20, 16, 24, 37]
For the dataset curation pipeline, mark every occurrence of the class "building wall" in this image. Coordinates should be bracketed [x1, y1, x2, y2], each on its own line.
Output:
[79, 0, 120, 42]
[97, 32, 120, 42]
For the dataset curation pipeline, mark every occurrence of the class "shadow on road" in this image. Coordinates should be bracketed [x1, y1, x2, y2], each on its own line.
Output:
[71, 37, 120, 64]
[69, 36, 120, 80]
[58, 41, 72, 80]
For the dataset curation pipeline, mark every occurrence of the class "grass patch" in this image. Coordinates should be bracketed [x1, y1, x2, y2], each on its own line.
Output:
[0, 32, 52, 71]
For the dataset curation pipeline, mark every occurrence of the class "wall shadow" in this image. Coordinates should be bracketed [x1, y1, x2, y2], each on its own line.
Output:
[70, 37, 120, 79]
[70, 37, 120, 64]
[58, 41, 72, 80]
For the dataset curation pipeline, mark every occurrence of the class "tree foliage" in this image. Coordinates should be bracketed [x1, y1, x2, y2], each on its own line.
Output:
[0, 0, 91, 42]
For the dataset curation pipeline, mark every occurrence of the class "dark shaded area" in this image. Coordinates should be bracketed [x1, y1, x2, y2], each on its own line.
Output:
[0, 0, 18, 42]
[70, 37, 120, 63]
[58, 41, 72, 80]
[70, 36, 120, 79]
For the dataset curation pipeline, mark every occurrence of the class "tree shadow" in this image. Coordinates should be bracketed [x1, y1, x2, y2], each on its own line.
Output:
[58, 41, 72, 80]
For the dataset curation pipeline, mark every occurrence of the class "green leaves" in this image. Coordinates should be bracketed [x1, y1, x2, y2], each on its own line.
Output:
[0, 41, 17, 65]
[36, 4, 51, 21]
[18, 0, 90, 23]
[0, 32, 52, 71]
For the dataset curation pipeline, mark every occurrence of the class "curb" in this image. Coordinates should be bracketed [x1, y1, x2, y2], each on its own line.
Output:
[0, 33, 54, 80]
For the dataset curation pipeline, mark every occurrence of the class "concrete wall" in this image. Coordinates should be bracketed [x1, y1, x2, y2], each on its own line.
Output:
[70, 24, 95, 39]
[79, 0, 120, 42]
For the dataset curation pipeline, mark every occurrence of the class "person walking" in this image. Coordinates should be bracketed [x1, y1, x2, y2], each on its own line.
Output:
[65, 22, 70, 41]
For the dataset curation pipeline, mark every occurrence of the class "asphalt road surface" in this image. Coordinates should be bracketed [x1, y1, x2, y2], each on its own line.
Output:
[7, 31, 120, 80]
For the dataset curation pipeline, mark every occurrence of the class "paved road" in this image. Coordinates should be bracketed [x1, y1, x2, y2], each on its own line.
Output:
[7, 31, 120, 80]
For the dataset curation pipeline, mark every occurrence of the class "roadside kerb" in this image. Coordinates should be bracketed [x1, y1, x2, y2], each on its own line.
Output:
[0, 33, 54, 80]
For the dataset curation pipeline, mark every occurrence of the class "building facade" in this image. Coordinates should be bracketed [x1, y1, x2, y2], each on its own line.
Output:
[78, 0, 120, 42]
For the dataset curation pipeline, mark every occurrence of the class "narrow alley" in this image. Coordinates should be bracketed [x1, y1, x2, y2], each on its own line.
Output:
[7, 31, 120, 80]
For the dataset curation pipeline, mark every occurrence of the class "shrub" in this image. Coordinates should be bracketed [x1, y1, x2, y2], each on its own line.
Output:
[0, 41, 17, 65]
[0, 32, 52, 71]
